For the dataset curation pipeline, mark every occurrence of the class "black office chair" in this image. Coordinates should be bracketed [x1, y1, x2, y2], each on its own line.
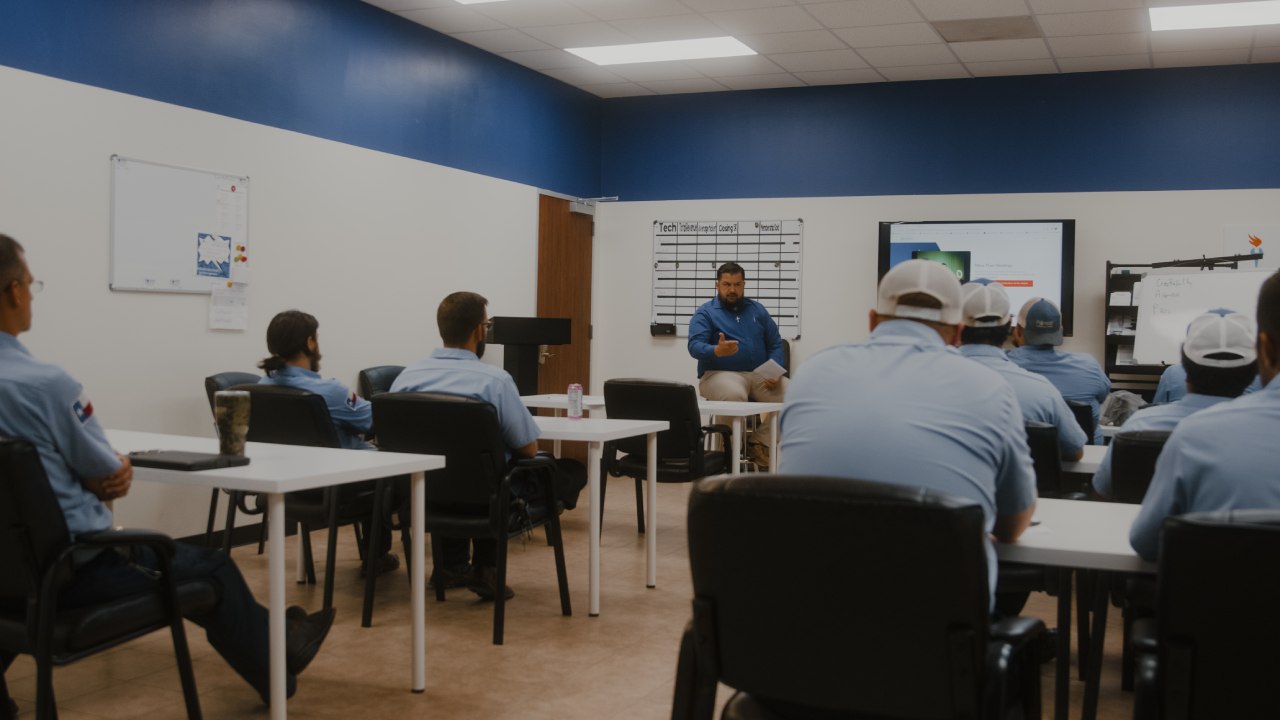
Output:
[673, 474, 1044, 720]
[230, 384, 390, 618]
[1026, 422, 1084, 499]
[600, 379, 730, 534]
[372, 392, 571, 645]
[1110, 430, 1171, 504]
[357, 365, 404, 400]
[202, 371, 264, 553]
[0, 437, 214, 720]
[1134, 510, 1280, 720]
[1067, 399, 1096, 445]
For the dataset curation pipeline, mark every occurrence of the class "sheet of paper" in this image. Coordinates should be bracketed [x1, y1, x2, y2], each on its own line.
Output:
[754, 358, 786, 381]
[209, 281, 248, 331]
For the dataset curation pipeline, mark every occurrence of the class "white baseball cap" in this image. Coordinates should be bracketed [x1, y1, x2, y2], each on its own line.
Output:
[961, 279, 1012, 328]
[877, 259, 963, 325]
[1183, 310, 1256, 368]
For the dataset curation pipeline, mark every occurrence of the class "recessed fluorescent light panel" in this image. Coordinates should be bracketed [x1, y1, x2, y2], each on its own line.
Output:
[566, 37, 755, 66]
[1150, 0, 1280, 31]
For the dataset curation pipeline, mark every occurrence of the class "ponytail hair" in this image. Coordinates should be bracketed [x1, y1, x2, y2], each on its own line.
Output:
[258, 310, 318, 376]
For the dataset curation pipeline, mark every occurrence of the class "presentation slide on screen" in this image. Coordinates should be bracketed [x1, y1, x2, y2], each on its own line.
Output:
[886, 222, 1065, 318]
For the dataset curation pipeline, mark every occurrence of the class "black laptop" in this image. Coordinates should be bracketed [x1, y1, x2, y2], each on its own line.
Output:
[129, 450, 250, 471]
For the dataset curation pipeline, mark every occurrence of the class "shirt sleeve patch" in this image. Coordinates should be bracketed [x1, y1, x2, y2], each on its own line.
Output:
[346, 391, 359, 409]
[72, 393, 95, 423]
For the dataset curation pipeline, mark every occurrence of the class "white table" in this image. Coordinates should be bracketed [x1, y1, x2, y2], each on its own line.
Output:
[532, 416, 667, 616]
[1061, 444, 1106, 476]
[106, 430, 444, 720]
[997, 498, 1155, 720]
[522, 394, 782, 473]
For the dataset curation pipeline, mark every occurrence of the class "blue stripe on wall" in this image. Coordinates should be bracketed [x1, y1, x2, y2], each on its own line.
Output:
[601, 64, 1280, 201]
[0, 0, 602, 198]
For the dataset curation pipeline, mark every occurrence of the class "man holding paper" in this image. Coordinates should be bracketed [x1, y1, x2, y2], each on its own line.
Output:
[688, 261, 788, 467]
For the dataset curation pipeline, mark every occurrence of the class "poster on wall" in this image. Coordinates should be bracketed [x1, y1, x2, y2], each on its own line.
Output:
[1222, 224, 1278, 270]
[651, 219, 802, 339]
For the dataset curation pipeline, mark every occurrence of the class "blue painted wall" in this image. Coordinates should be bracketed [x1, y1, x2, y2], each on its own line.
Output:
[601, 64, 1280, 200]
[0, 0, 603, 198]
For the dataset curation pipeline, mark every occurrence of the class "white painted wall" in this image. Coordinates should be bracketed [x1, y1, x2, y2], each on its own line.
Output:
[0, 66, 540, 537]
[592, 192, 1280, 391]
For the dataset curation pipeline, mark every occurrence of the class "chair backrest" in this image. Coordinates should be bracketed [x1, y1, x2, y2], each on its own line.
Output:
[687, 474, 990, 718]
[1025, 422, 1065, 497]
[780, 339, 791, 374]
[1110, 430, 1171, 504]
[203, 371, 260, 416]
[357, 365, 404, 399]
[0, 437, 71, 601]
[1157, 511, 1280, 719]
[372, 393, 507, 508]
[1067, 399, 1095, 444]
[603, 379, 704, 459]
[229, 384, 341, 449]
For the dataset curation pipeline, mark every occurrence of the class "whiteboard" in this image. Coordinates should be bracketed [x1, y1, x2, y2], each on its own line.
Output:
[110, 155, 250, 293]
[1133, 267, 1272, 365]
[651, 219, 802, 338]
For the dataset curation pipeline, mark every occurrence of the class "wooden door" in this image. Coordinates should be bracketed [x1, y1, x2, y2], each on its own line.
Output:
[536, 195, 593, 462]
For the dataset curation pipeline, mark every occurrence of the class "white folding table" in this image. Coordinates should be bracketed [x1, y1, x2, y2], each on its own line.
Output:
[106, 429, 444, 720]
[1061, 444, 1106, 476]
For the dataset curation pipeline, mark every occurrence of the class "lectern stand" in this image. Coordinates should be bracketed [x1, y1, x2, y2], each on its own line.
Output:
[487, 316, 572, 395]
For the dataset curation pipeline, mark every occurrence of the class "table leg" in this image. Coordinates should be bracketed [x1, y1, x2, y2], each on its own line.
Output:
[769, 412, 778, 472]
[588, 441, 602, 616]
[731, 418, 742, 474]
[410, 471, 425, 692]
[1055, 568, 1072, 720]
[268, 493, 287, 720]
[295, 522, 306, 584]
[1083, 571, 1111, 720]
[553, 408, 562, 457]
[646, 432, 657, 589]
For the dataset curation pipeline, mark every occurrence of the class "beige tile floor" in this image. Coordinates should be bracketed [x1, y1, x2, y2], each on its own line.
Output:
[5, 481, 1135, 719]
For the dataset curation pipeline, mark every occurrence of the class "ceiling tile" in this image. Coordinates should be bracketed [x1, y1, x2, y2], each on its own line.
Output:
[583, 82, 655, 97]
[682, 0, 793, 11]
[640, 78, 732, 93]
[910, 0, 1034, 22]
[804, 0, 924, 29]
[1255, 26, 1280, 46]
[717, 73, 808, 90]
[684, 54, 787, 76]
[569, 0, 693, 22]
[542, 65, 629, 85]
[607, 14, 724, 42]
[794, 67, 886, 84]
[1036, 10, 1148, 37]
[453, 28, 551, 53]
[858, 43, 956, 66]
[1149, 27, 1255, 53]
[770, 48, 871, 71]
[878, 63, 970, 80]
[1028, 0, 1141, 11]
[607, 61, 708, 82]
[1152, 48, 1251, 68]
[707, 6, 825, 35]
[1252, 47, 1280, 62]
[950, 38, 1050, 62]
[740, 29, 847, 53]
[1047, 33, 1147, 57]
[472, 0, 596, 28]
[834, 22, 940, 48]
[396, 7, 506, 33]
[500, 48, 593, 70]
[521, 22, 634, 47]
[1056, 54, 1151, 73]
[966, 57, 1059, 76]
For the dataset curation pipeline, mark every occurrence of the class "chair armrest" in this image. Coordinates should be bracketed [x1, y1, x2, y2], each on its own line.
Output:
[672, 619, 716, 720]
[701, 424, 732, 451]
[75, 528, 177, 556]
[1132, 617, 1157, 655]
[518, 453, 559, 472]
[985, 617, 1046, 720]
[990, 616, 1046, 648]
[1133, 653, 1159, 720]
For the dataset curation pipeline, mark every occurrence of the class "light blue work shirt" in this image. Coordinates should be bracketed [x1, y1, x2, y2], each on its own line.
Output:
[960, 344, 1087, 460]
[391, 348, 541, 453]
[1153, 364, 1260, 405]
[780, 320, 1037, 603]
[0, 333, 118, 537]
[687, 296, 784, 378]
[1008, 345, 1111, 444]
[258, 365, 373, 450]
[1130, 378, 1280, 560]
[1091, 393, 1229, 497]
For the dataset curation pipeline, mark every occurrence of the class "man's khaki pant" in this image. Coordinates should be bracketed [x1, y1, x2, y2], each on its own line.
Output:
[698, 370, 788, 448]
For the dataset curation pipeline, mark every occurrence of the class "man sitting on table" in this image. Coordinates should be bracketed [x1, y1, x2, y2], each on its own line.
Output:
[1093, 309, 1257, 498]
[1130, 272, 1280, 560]
[0, 234, 333, 709]
[1008, 298, 1111, 444]
[959, 279, 1086, 461]
[779, 259, 1037, 607]
[687, 261, 787, 468]
[391, 291, 586, 600]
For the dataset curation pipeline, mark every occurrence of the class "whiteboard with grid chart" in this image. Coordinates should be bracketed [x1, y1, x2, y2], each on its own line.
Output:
[651, 219, 802, 338]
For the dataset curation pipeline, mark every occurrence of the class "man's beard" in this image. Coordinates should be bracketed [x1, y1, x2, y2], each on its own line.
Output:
[719, 293, 741, 311]
[475, 341, 485, 359]
[307, 349, 322, 372]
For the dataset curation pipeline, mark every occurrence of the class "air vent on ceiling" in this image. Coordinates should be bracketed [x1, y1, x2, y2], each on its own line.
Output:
[931, 15, 1043, 43]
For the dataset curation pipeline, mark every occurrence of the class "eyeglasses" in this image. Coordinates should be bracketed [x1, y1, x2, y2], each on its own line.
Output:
[482, 320, 494, 330]
[29, 279, 44, 296]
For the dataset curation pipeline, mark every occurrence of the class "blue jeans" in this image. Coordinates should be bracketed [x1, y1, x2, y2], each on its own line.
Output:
[62, 541, 287, 703]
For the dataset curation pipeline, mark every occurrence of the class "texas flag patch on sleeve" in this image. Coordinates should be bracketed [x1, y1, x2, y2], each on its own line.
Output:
[72, 393, 95, 423]
[346, 391, 359, 409]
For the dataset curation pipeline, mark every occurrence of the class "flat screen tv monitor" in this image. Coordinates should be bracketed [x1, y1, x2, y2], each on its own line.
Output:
[877, 220, 1076, 337]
